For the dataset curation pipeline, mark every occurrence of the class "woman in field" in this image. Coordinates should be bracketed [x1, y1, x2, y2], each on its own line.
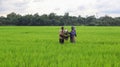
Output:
[70, 26, 77, 43]
[64, 29, 69, 40]
[59, 26, 65, 44]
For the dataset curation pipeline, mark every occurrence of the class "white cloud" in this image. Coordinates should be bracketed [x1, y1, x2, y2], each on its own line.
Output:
[95, 0, 120, 17]
[0, 0, 30, 16]
[0, 0, 120, 17]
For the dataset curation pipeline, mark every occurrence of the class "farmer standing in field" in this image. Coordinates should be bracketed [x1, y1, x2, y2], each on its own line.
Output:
[70, 26, 77, 43]
[59, 26, 65, 44]
[64, 28, 70, 40]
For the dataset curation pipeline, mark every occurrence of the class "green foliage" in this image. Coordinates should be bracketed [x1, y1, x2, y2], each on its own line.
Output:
[0, 26, 120, 67]
[0, 12, 120, 26]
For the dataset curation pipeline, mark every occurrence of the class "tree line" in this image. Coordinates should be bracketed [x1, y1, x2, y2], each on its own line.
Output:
[0, 12, 120, 26]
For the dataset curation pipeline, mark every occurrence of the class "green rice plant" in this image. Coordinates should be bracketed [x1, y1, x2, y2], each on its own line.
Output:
[0, 26, 120, 67]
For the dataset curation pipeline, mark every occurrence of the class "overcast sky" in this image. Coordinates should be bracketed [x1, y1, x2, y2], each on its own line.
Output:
[0, 0, 120, 17]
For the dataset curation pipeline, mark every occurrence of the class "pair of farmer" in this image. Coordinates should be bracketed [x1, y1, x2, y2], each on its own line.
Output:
[59, 26, 77, 44]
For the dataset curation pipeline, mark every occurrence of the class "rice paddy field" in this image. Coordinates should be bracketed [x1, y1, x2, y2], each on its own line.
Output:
[0, 26, 120, 67]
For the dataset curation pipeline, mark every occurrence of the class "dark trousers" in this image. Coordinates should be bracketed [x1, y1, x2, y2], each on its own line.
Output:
[70, 37, 75, 43]
[59, 39, 64, 44]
